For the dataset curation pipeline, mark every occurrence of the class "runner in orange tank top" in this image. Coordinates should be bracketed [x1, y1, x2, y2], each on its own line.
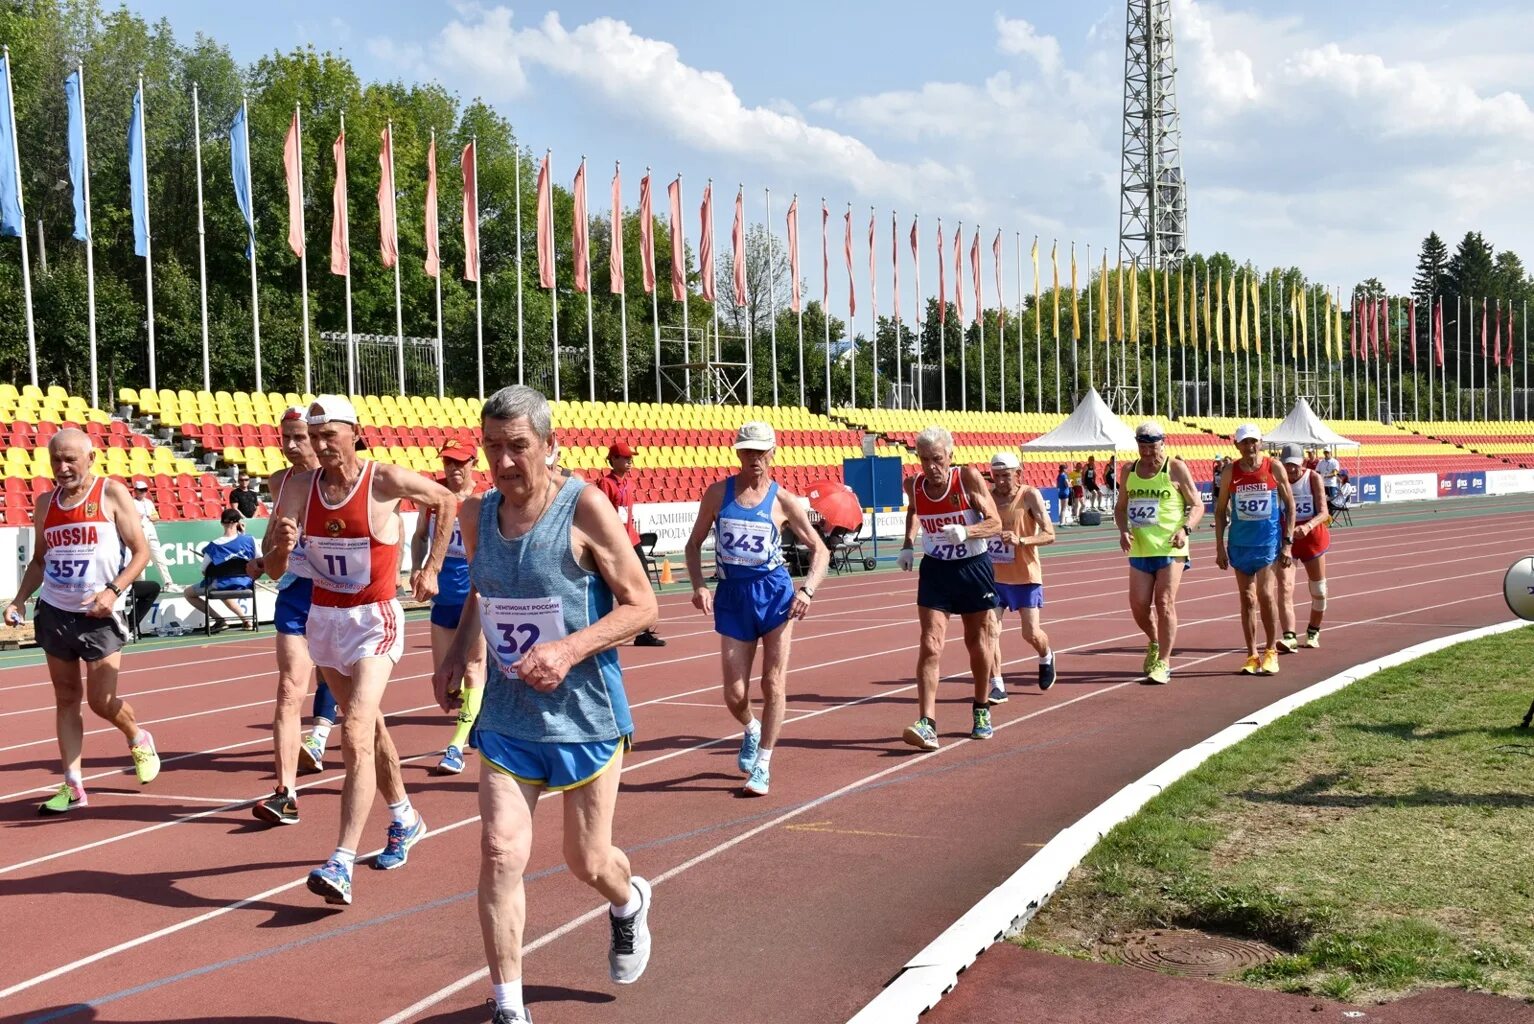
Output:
[265, 396, 457, 906]
[983, 452, 1057, 702]
[4, 429, 156, 814]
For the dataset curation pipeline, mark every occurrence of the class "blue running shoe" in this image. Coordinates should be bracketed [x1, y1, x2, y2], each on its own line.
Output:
[742, 762, 770, 796]
[737, 725, 761, 776]
[373, 814, 427, 871]
[1038, 658, 1057, 691]
[437, 745, 465, 775]
[971, 706, 994, 740]
[901, 718, 940, 751]
[307, 859, 352, 905]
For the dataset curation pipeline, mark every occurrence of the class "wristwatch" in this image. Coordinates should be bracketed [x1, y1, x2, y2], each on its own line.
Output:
[801, 587, 816, 600]
[104, 582, 122, 596]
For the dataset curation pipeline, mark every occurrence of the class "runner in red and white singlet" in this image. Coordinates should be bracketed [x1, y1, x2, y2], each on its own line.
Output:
[265, 396, 457, 906]
[4, 429, 157, 814]
[1275, 442, 1332, 652]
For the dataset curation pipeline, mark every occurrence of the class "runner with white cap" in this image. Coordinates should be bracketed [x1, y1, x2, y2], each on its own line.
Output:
[984, 451, 1056, 701]
[1114, 420, 1203, 684]
[1275, 441, 1331, 651]
[1213, 423, 1296, 676]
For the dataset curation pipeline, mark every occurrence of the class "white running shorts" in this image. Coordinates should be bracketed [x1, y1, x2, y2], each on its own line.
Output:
[305, 599, 406, 672]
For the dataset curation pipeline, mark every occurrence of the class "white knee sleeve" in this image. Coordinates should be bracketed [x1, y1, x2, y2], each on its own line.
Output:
[1309, 578, 1328, 612]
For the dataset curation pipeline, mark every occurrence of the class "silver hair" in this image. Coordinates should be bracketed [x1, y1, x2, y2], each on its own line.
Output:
[481, 385, 552, 440]
[47, 427, 93, 453]
[914, 425, 954, 453]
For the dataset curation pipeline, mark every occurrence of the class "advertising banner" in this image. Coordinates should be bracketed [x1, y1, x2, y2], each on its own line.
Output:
[1379, 473, 1438, 503]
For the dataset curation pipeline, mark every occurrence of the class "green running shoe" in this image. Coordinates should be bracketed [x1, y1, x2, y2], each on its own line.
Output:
[1147, 659, 1172, 685]
[38, 780, 87, 815]
[1143, 641, 1161, 676]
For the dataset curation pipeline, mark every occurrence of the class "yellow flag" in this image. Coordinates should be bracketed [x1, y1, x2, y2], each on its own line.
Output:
[1323, 290, 1332, 360]
[1177, 266, 1185, 348]
[1240, 271, 1250, 352]
[1098, 252, 1109, 343]
[1070, 242, 1080, 342]
[1250, 275, 1262, 353]
[1299, 284, 1309, 354]
[1149, 264, 1158, 347]
[1230, 272, 1239, 352]
[1130, 261, 1140, 343]
[1203, 266, 1212, 350]
[1333, 291, 1343, 361]
[1031, 236, 1041, 341]
[1215, 270, 1224, 352]
[1114, 255, 1124, 341]
[1163, 267, 1171, 347]
[1290, 286, 1299, 358]
[1187, 263, 1197, 350]
[1051, 240, 1060, 342]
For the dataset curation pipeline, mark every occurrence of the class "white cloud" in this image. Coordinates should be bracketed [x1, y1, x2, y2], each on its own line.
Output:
[995, 16, 1062, 77]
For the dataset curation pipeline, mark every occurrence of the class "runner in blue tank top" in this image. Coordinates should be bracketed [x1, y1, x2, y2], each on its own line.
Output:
[1214, 423, 1297, 676]
[433, 386, 660, 1021]
[684, 421, 829, 798]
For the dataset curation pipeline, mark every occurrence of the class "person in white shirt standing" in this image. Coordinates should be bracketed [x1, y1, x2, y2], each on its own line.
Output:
[1316, 449, 1342, 501]
[132, 480, 178, 592]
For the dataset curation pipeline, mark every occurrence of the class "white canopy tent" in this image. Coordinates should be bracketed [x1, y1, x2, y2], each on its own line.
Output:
[1262, 398, 1359, 451]
[1020, 388, 1139, 451]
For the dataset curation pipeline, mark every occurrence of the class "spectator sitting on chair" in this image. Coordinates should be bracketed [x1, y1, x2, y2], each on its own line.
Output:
[596, 441, 665, 647]
[228, 474, 263, 519]
[184, 509, 257, 632]
[1335, 471, 1356, 507]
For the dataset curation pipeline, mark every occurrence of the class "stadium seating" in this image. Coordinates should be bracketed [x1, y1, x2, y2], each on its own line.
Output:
[1398, 420, 1534, 469]
[1177, 416, 1506, 477]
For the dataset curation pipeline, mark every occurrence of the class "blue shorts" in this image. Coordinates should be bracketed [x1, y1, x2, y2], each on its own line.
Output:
[473, 728, 630, 792]
[995, 581, 1044, 612]
[1129, 555, 1190, 576]
[274, 578, 313, 636]
[917, 555, 999, 616]
[430, 602, 465, 629]
[714, 570, 795, 642]
[1229, 544, 1278, 577]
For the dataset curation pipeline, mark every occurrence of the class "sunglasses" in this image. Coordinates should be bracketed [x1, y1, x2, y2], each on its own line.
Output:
[1135, 435, 1164, 444]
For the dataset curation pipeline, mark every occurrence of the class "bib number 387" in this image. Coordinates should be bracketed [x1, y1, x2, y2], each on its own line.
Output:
[479, 596, 567, 676]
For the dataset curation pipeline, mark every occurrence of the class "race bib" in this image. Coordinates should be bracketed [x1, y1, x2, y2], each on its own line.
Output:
[716, 518, 775, 567]
[920, 533, 977, 560]
[479, 596, 567, 676]
[1127, 497, 1161, 528]
[306, 536, 371, 593]
[617, 507, 630, 525]
[987, 536, 1015, 564]
[1234, 490, 1274, 522]
[43, 545, 96, 597]
[1293, 490, 1315, 521]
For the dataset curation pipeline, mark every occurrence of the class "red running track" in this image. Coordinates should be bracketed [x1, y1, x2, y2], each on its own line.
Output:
[0, 502, 1527, 1024]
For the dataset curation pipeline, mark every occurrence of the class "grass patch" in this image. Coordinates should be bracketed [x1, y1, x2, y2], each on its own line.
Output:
[1021, 625, 1534, 1003]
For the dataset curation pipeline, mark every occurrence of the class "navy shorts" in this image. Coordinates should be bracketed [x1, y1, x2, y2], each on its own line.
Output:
[274, 578, 313, 637]
[917, 555, 999, 616]
[714, 570, 795, 642]
[430, 602, 465, 629]
[1129, 555, 1190, 576]
[1229, 544, 1278, 577]
[995, 581, 1044, 612]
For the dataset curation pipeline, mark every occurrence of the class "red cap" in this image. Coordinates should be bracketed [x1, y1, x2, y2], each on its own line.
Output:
[608, 442, 636, 459]
[440, 439, 478, 463]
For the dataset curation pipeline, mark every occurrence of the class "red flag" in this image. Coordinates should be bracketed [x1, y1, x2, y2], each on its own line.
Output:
[1433, 298, 1444, 367]
[329, 129, 348, 276]
[571, 161, 590, 295]
[786, 197, 800, 313]
[638, 173, 655, 295]
[699, 183, 715, 302]
[936, 221, 946, 327]
[1366, 298, 1376, 356]
[424, 134, 439, 279]
[610, 166, 624, 295]
[992, 231, 1004, 326]
[867, 210, 877, 321]
[1507, 307, 1517, 367]
[535, 153, 554, 289]
[377, 125, 398, 268]
[891, 213, 900, 323]
[821, 201, 829, 307]
[953, 225, 964, 324]
[1493, 300, 1503, 365]
[667, 177, 684, 301]
[1407, 298, 1416, 366]
[283, 112, 304, 259]
[1378, 297, 1390, 359]
[844, 208, 855, 317]
[732, 188, 746, 306]
[1480, 297, 1488, 357]
[460, 140, 479, 282]
[970, 229, 982, 326]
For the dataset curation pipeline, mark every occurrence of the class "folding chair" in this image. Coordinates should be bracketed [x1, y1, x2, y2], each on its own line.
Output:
[637, 532, 662, 589]
[1327, 497, 1353, 527]
[200, 559, 260, 635]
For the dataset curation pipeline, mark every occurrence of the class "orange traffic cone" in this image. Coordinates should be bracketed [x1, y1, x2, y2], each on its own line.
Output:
[660, 558, 674, 585]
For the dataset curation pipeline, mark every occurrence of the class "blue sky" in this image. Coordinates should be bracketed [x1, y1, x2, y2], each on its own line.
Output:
[126, 1, 1534, 304]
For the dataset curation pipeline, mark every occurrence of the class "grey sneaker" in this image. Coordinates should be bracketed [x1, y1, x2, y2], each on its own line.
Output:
[609, 876, 653, 984]
[486, 999, 532, 1023]
[986, 681, 1008, 705]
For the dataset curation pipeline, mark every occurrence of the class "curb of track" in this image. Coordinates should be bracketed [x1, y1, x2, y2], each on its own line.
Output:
[845, 616, 1528, 1024]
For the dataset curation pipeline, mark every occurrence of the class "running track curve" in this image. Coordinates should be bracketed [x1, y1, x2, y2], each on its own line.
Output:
[0, 497, 1529, 1024]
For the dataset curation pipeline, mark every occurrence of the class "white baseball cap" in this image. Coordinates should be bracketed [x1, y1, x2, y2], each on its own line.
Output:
[990, 452, 1020, 470]
[734, 421, 776, 451]
[307, 395, 359, 426]
[1234, 423, 1262, 443]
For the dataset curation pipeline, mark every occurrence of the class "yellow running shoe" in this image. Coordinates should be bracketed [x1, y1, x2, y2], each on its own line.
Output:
[1240, 655, 1262, 675]
[1303, 627, 1321, 649]
[1261, 649, 1280, 675]
[1143, 641, 1161, 675]
[131, 734, 160, 785]
[1147, 659, 1172, 685]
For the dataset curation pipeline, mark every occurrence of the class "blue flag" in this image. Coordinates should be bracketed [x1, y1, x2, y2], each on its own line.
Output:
[0, 56, 24, 238]
[64, 70, 88, 242]
[128, 84, 148, 257]
[230, 104, 254, 258]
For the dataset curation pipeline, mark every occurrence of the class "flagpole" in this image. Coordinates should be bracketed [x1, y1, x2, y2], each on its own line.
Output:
[582, 157, 595, 402]
[1454, 296, 1460, 420]
[511, 138, 520, 389]
[912, 216, 921, 410]
[708, 180, 720, 401]
[73, 63, 99, 408]
[240, 94, 262, 393]
[617, 162, 628, 404]
[548, 149, 560, 402]
[295, 104, 311, 395]
[823, 197, 831, 414]
[977, 225, 985, 412]
[1426, 291, 1433, 419]
[1015, 233, 1024, 413]
[679, 175, 690, 402]
[956, 220, 965, 411]
[892, 211, 901, 407]
[870, 206, 879, 408]
[1034, 235, 1042, 412]
[1085, 243, 1094, 394]
[793, 195, 804, 407]
[2, 49, 36, 388]
[850, 203, 859, 408]
[135, 76, 156, 392]
[386, 121, 404, 396]
[998, 233, 1006, 411]
[340, 111, 354, 395]
[432, 129, 444, 400]
[741, 186, 753, 401]
[767, 188, 777, 406]
[648, 169, 661, 403]
[473, 136, 485, 399]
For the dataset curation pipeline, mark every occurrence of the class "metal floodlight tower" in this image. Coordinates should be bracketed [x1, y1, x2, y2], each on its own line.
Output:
[1119, 0, 1187, 270]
